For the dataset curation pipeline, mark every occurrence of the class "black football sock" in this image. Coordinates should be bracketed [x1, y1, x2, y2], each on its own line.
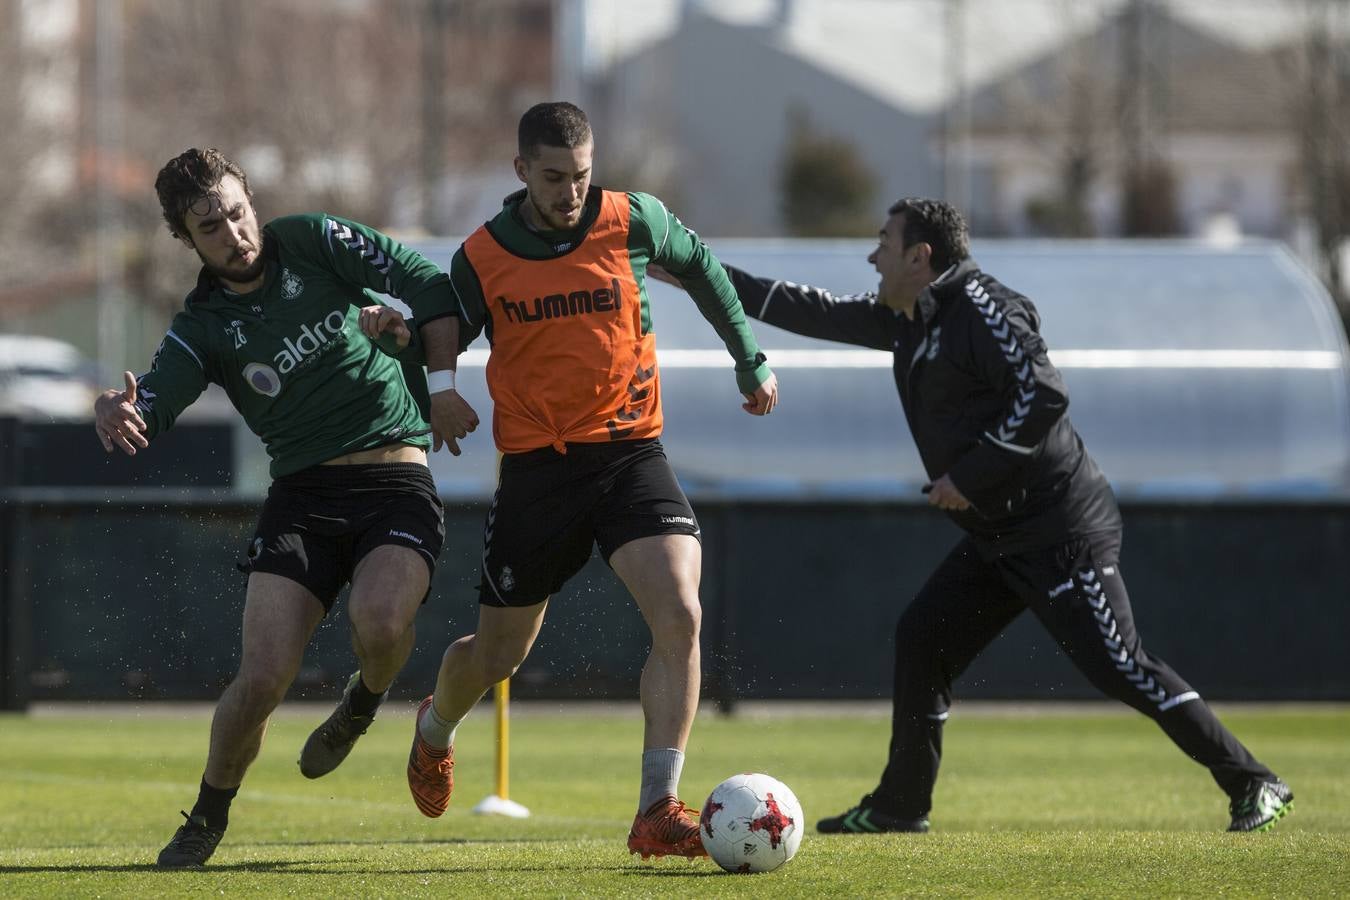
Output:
[348, 675, 387, 718]
[190, 777, 238, 831]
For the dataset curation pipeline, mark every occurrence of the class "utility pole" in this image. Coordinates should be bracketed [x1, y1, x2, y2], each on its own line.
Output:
[1301, 0, 1350, 315]
[1117, 0, 1175, 235]
[95, 0, 126, 380]
[421, 0, 450, 234]
[553, 0, 588, 103]
[943, 0, 970, 214]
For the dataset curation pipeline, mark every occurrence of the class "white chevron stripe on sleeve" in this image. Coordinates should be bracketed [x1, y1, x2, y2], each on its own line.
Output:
[165, 330, 204, 370]
[982, 431, 1035, 456]
[1157, 691, 1200, 711]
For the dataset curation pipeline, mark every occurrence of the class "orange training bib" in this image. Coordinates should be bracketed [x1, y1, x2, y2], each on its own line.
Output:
[463, 191, 661, 453]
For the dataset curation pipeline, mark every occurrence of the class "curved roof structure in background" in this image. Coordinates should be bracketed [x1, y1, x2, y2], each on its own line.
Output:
[414, 238, 1350, 501]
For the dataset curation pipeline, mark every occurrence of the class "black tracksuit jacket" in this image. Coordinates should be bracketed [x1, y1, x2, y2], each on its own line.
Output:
[726, 258, 1122, 558]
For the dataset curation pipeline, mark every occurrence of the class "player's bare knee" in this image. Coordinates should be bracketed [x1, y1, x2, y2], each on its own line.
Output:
[230, 665, 291, 712]
[441, 633, 474, 667]
[351, 615, 409, 660]
[648, 595, 701, 648]
[473, 642, 528, 685]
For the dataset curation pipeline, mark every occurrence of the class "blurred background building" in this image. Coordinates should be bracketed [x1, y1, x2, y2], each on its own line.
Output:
[3, 0, 1350, 706]
[1, 0, 1348, 379]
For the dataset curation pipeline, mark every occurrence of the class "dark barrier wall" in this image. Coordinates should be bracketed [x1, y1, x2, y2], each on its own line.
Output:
[4, 419, 233, 487]
[3, 495, 1347, 708]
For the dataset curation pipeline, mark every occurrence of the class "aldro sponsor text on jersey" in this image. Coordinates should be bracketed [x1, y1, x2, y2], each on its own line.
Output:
[272, 310, 347, 373]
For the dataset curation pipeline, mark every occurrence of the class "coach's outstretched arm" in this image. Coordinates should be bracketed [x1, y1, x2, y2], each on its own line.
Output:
[721, 264, 898, 351]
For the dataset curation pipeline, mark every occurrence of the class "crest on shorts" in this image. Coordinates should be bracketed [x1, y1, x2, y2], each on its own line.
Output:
[281, 268, 304, 300]
[500, 566, 516, 592]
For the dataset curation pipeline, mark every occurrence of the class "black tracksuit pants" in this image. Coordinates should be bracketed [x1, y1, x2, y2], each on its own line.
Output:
[871, 532, 1273, 819]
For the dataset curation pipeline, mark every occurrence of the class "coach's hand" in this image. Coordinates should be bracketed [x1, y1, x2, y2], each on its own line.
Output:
[94, 370, 149, 456]
[742, 371, 779, 416]
[430, 388, 479, 456]
[923, 474, 972, 511]
[358, 304, 411, 350]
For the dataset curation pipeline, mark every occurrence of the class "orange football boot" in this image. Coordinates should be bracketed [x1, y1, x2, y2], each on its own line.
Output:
[627, 795, 708, 859]
[407, 695, 454, 818]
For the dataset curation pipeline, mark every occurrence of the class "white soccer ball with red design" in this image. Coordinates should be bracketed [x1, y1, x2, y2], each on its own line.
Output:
[700, 772, 804, 873]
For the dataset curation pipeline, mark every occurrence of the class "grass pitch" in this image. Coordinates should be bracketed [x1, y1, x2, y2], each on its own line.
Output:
[1, 702, 1347, 897]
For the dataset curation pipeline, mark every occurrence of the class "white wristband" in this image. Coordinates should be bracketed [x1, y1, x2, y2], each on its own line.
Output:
[427, 369, 456, 394]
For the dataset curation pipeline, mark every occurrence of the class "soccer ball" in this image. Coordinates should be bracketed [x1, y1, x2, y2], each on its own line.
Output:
[700, 772, 804, 874]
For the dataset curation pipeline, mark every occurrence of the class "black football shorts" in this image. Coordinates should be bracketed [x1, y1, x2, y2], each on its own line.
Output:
[241, 462, 444, 612]
[479, 438, 700, 607]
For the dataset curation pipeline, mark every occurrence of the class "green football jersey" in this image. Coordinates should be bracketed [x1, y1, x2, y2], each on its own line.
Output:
[136, 213, 446, 478]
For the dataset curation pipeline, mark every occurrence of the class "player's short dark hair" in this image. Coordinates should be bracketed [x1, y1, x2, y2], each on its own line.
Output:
[888, 198, 970, 272]
[154, 148, 252, 240]
[518, 102, 592, 159]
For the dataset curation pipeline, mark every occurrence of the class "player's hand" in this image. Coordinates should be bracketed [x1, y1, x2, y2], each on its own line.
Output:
[358, 304, 411, 350]
[430, 387, 479, 456]
[94, 370, 149, 456]
[923, 474, 972, 511]
[742, 372, 779, 416]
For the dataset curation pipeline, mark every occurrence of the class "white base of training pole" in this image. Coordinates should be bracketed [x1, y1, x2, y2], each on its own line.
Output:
[473, 794, 531, 818]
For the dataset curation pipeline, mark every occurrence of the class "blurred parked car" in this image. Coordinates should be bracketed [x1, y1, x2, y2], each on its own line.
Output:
[0, 334, 102, 421]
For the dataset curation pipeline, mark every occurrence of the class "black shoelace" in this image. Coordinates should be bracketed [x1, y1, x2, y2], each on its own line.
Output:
[318, 703, 370, 748]
[172, 811, 221, 849]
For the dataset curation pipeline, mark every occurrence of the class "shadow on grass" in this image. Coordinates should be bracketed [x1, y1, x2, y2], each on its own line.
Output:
[625, 867, 726, 878]
[0, 839, 696, 877]
[242, 837, 553, 848]
[2, 854, 732, 878]
[0, 860, 662, 876]
[0, 861, 323, 874]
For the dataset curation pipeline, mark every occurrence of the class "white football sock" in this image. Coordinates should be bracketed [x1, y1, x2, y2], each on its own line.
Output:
[639, 748, 685, 812]
[418, 701, 462, 750]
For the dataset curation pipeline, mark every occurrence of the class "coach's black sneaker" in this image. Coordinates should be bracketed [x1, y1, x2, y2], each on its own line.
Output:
[298, 671, 377, 779]
[1228, 778, 1294, 832]
[817, 802, 929, 834]
[156, 811, 225, 867]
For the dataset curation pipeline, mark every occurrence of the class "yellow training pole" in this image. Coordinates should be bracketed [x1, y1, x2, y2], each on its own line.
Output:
[471, 452, 529, 817]
[494, 678, 510, 799]
[472, 677, 530, 817]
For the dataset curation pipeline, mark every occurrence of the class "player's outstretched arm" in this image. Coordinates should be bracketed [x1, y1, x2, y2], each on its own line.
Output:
[360, 304, 478, 453]
[94, 370, 149, 455]
[419, 316, 479, 456]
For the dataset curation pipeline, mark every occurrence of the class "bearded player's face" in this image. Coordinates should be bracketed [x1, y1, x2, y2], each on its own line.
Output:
[182, 175, 266, 290]
[515, 140, 593, 232]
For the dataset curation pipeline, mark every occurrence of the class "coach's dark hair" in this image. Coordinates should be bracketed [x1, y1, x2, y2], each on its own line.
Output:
[888, 198, 969, 272]
[518, 102, 592, 159]
[154, 148, 252, 241]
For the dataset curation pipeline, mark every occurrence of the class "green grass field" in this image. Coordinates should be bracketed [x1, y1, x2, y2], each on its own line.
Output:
[1, 703, 1347, 897]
